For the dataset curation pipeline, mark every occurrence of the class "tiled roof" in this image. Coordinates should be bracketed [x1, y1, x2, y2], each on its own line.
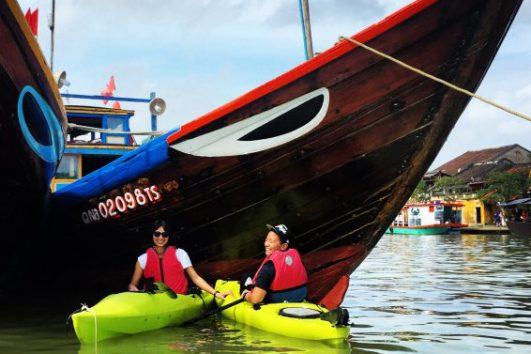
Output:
[505, 163, 531, 175]
[434, 144, 521, 176]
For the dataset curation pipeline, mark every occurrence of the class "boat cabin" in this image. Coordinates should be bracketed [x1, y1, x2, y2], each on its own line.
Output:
[52, 106, 138, 191]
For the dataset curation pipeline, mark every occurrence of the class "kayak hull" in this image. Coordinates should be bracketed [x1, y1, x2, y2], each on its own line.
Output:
[214, 280, 349, 341]
[72, 291, 213, 343]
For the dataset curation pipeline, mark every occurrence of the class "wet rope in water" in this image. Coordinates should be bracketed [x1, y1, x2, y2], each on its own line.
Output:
[81, 303, 98, 349]
[338, 35, 531, 123]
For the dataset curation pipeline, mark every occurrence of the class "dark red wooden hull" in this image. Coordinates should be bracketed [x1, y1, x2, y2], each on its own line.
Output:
[0, 0, 67, 292]
[52, 0, 521, 306]
[0, 0, 66, 225]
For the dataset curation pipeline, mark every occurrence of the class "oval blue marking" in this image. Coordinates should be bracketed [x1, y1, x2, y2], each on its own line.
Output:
[17, 86, 65, 164]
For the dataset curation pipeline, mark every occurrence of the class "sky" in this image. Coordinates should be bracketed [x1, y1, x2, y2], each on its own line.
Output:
[17, 0, 531, 169]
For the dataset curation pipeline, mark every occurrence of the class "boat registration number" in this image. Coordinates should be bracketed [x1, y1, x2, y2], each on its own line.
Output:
[81, 185, 161, 224]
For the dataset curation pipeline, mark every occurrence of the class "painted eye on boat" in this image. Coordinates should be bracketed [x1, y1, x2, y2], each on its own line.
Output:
[172, 88, 329, 157]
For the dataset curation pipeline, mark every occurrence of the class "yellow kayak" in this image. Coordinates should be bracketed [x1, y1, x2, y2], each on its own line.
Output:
[72, 290, 213, 343]
[214, 280, 350, 341]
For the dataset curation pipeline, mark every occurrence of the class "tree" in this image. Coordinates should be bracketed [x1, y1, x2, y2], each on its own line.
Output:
[477, 171, 530, 202]
[411, 179, 429, 202]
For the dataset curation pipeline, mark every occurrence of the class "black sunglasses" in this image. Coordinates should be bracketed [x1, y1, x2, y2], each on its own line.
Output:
[153, 231, 169, 238]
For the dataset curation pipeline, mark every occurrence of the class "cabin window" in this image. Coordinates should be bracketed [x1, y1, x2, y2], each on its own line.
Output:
[105, 117, 126, 144]
[55, 154, 80, 179]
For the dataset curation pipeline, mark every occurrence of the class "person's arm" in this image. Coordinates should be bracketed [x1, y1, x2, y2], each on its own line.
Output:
[185, 266, 231, 299]
[128, 261, 143, 291]
[243, 286, 267, 304]
[243, 261, 274, 304]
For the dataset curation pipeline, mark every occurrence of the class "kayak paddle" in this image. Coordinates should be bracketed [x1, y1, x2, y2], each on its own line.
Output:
[184, 297, 245, 325]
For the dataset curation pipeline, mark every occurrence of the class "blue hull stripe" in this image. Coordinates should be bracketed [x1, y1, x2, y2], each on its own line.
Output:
[53, 129, 179, 205]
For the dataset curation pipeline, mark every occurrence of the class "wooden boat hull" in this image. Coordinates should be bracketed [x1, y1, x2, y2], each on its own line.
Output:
[0, 0, 66, 223]
[0, 0, 66, 289]
[506, 221, 531, 237]
[52, 0, 522, 307]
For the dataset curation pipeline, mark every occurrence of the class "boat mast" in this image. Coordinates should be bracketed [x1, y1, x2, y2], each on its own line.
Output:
[298, 0, 314, 60]
[49, 0, 55, 71]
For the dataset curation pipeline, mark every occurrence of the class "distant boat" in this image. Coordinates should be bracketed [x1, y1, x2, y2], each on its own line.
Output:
[52, 0, 522, 309]
[499, 198, 531, 236]
[0, 0, 66, 227]
[386, 201, 467, 235]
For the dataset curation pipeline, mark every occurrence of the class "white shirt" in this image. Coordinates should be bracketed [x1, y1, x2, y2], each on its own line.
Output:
[138, 248, 192, 270]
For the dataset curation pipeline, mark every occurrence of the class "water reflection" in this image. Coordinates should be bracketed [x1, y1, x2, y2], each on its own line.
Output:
[346, 233, 531, 354]
[78, 317, 352, 354]
[1, 233, 530, 353]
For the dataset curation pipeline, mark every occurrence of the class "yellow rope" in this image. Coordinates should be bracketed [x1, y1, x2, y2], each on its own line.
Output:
[338, 36, 531, 123]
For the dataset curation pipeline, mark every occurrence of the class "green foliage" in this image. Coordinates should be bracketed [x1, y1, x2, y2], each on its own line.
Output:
[477, 171, 530, 202]
[433, 176, 462, 189]
[411, 180, 429, 201]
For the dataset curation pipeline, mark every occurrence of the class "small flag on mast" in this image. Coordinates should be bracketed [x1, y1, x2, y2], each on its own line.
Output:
[24, 8, 39, 36]
[101, 76, 116, 105]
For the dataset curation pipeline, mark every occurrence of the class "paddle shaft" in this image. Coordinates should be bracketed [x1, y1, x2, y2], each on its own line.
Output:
[184, 297, 245, 325]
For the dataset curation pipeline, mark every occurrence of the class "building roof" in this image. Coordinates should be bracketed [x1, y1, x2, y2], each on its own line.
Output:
[432, 144, 529, 176]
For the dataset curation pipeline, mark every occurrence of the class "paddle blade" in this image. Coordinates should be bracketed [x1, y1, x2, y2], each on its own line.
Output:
[320, 307, 350, 326]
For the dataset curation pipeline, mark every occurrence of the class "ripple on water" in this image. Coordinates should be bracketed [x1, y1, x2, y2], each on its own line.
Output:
[346, 233, 531, 354]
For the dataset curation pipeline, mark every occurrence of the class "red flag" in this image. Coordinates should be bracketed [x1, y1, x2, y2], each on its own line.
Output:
[108, 76, 116, 92]
[100, 86, 113, 105]
[24, 8, 39, 36]
[112, 101, 122, 110]
[101, 76, 116, 105]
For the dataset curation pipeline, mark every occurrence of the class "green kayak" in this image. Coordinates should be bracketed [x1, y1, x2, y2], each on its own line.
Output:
[72, 290, 213, 343]
[214, 280, 350, 341]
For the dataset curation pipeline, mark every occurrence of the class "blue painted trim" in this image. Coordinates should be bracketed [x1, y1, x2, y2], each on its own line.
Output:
[64, 147, 133, 156]
[17, 86, 65, 165]
[53, 127, 180, 205]
[61, 93, 151, 103]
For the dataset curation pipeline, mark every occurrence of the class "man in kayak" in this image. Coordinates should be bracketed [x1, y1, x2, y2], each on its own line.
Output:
[242, 224, 308, 304]
[128, 219, 230, 299]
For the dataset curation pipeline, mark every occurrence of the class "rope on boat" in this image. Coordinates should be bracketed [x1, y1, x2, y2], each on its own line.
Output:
[338, 36, 531, 123]
[67, 122, 167, 136]
[81, 303, 98, 347]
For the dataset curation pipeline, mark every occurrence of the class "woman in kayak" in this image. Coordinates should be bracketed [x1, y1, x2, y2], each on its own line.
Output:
[242, 224, 308, 304]
[128, 219, 230, 299]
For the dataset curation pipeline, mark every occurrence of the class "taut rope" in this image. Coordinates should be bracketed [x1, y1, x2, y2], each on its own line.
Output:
[338, 35, 531, 123]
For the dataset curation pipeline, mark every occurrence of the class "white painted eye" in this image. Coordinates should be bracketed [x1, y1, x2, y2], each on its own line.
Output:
[171, 87, 329, 157]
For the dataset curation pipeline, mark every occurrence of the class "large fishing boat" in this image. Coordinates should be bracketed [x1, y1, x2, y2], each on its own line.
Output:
[51, 0, 522, 308]
[0, 0, 66, 225]
[0, 0, 67, 288]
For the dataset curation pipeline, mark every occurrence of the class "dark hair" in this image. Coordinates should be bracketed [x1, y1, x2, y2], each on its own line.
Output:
[152, 219, 173, 236]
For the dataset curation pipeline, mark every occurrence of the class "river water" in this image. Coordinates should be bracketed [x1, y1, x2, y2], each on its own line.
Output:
[1, 233, 530, 354]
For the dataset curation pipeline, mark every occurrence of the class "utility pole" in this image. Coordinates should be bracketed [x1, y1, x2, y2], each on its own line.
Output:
[298, 0, 314, 60]
[49, 0, 55, 71]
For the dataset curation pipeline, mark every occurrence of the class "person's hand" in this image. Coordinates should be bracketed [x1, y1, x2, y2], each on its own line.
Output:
[128, 283, 139, 292]
[241, 289, 250, 300]
[214, 290, 232, 300]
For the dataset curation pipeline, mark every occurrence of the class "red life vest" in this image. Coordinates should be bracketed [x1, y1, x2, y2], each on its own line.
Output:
[144, 246, 188, 294]
[253, 248, 308, 292]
